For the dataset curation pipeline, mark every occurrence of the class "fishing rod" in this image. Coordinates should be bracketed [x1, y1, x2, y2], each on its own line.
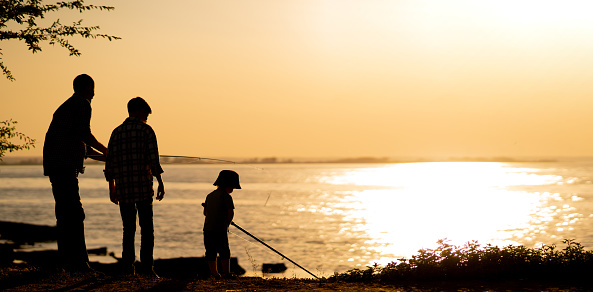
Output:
[160, 155, 240, 164]
[231, 222, 319, 279]
[90, 154, 263, 170]
[160, 155, 264, 170]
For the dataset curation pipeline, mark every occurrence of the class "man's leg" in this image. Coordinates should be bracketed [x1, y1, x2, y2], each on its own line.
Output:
[50, 174, 89, 270]
[137, 199, 155, 275]
[119, 202, 137, 274]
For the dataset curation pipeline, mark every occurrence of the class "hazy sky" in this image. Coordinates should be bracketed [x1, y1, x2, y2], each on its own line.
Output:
[2, 0, 593, 159]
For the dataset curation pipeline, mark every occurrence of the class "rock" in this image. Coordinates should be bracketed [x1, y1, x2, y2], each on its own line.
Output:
[0, 244, 15, 265]
[153, 257, 246, 279]
[0, 221, 56, 244]
[262, 263, 287, 273]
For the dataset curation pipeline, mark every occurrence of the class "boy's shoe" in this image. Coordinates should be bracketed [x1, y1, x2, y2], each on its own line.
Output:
[138, 269, 160, 278]
[221, 273, 238, 280]
[120, 265, 135, 276]
[137, 266, 159, 278]
[134, 261, 159, 278]
[65, 262, 101, 275]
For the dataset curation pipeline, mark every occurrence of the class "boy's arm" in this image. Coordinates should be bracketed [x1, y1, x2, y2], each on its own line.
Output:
[227, 208, 234, 226]
[109, 179, 118, 204]
[155, 173, 165, 201]
[147, 128, 164, 180]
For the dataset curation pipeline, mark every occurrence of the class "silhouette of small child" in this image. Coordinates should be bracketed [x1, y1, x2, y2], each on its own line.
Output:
[202, 170, 240, 279]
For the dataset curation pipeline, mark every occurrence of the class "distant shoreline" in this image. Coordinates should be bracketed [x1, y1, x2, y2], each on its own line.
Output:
[0, 156, 572, 166]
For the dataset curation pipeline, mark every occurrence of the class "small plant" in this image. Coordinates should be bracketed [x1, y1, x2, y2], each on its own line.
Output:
[245, 247, 259, 275]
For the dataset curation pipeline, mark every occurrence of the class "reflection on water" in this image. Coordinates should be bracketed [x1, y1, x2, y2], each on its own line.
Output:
[325, 162, 563, 188]
[1, 162, 592, 277]
[317, 162, 585, 265]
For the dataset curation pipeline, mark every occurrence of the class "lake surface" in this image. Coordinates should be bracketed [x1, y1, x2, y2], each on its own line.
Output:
[2, 162, 593, 278]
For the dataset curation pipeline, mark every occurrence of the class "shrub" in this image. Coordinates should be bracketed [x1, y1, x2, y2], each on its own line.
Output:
[330, 239, 593, 283]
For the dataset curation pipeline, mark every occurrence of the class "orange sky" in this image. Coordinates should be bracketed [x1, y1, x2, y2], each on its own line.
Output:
[2, 0, 593, 159]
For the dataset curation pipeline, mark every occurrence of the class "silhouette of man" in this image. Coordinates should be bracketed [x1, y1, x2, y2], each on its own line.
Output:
[43, 74, 107, 272]
[104, 97, 165, 277]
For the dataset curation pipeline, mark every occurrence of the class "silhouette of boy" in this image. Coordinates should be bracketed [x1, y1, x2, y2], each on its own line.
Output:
[202, 170, 240, 279]
[43, 74, 107, 272]
[104, 97, 165, 277]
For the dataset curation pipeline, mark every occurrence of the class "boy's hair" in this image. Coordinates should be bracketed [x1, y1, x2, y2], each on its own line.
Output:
[214, 170, 241, 189]
[127, 97, 152, 114]
[73, 74, 94, 93]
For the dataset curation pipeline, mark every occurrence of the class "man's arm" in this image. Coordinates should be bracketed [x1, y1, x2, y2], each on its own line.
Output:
[84, 132, 108, 154]
[78, 102, 107, 155]
[87, 146, 106, 162]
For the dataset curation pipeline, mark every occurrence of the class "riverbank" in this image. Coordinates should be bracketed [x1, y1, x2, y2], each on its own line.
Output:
[2, 221, 593, 291]
[2, 263, 591, 292]
[0, 264, 401, 291]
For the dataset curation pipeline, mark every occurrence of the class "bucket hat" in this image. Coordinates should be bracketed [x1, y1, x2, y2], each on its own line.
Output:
[213, 170, 241, 189]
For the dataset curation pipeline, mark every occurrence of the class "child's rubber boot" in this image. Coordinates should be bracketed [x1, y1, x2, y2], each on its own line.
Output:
[221, 259, 237, 279]
[208, 260, 221, 279]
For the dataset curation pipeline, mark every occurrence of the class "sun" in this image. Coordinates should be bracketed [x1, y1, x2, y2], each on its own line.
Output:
[478, 0, 593, 28]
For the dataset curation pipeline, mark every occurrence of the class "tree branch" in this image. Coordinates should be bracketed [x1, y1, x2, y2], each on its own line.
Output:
[0, 0, 120, 81]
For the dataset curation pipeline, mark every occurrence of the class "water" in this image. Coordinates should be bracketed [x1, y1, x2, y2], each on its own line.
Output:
[2, 162, 593, 278]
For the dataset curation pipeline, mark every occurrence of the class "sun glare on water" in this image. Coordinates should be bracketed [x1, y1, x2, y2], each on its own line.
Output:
[323, 162, 568, 265]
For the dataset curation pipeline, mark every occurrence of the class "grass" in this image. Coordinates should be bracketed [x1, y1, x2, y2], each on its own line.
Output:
[330, 239, 593, 284]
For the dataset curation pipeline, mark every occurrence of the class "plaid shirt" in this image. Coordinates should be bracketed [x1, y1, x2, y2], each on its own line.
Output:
[104, 117, 163, 203]
[43, 94, 92, 176]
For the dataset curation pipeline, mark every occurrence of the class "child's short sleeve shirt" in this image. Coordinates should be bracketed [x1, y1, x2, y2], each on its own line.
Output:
[203, 189, 235, 231]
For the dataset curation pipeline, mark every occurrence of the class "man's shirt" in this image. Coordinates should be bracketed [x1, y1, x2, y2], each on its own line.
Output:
[104, 117, 163, 203]
[43, 94, 92, 176]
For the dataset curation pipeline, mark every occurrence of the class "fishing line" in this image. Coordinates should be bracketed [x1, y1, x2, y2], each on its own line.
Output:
[264, 192, 271, 207]
[229, 230, 288, 260]
[229, 229, 311, 275]
[229, 228, 305, 275]
[229, 230, 264, 249]
[231, 222, 319, 279]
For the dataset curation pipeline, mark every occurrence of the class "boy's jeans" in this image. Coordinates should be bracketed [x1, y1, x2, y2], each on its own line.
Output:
[119, 199, 154, 270]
